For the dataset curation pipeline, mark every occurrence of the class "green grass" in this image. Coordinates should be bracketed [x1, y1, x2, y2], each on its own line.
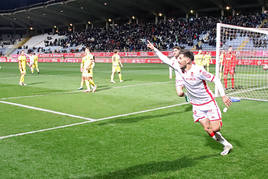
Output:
[0, 62, 268, 178]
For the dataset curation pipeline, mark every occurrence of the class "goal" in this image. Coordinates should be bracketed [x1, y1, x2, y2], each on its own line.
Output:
[215, 23, 268, 102]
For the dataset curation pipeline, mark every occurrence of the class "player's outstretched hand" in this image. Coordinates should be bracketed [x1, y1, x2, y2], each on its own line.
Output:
[222, 95, 232, 108]
[147, 40, 155, 50]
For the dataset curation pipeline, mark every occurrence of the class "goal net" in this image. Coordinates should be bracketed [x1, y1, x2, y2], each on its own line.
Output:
[215, 23, 268, 102]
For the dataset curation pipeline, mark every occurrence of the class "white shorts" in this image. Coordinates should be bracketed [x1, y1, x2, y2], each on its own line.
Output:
[82, 71, 92, 78]
[192, 100, 222, 123]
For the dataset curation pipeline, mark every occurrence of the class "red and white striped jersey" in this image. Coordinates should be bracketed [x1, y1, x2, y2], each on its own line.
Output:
[175, 64, 216, 105]
[154, 48, 225, 105]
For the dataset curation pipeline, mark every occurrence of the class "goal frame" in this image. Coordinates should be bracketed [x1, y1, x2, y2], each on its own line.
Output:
[215, 23, 268, 102]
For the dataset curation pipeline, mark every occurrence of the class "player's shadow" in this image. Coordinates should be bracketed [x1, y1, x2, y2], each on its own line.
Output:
[203, 135, 223, 151]
[205, 132, 242, 149]
[203, 134, 241, 152]
[184, 104, 192, 112]
[79, 154, 218, 179]
[27, 82, 45, 86]
[120, 78, 132, 82]
[95, 85, 112, 92]
[98, 104, 192, 125]
[100, 111, 180, 125]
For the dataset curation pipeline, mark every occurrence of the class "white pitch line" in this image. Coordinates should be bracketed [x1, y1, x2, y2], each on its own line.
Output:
[0, 90, 80, 100]
[0, 121, 91, 140]
[228, 86, 268, 96]
[0, 100, 95, 122]
[0, 102, 188, 140]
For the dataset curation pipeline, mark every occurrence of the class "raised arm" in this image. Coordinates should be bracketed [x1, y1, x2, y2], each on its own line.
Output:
[147, 40, 180, 72]
[24, 53, 30, 58]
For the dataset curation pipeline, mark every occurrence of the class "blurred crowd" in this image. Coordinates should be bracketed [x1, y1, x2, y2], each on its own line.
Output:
[1, 11, 268, 54]
[50, 12, 267, 52]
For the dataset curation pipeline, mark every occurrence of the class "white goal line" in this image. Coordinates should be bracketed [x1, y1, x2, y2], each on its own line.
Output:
[228, 86, 268, 96]
[0, 101, 188, 140]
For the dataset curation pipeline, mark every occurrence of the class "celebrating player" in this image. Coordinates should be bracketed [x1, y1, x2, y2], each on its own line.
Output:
[18, 50, 27, 86]
[147, 41, 233, 156]
[223, 46, 236, 89]
[111, 49, 123, 83]
[79, 47, 97, 92]
[169, 46, 181, 79]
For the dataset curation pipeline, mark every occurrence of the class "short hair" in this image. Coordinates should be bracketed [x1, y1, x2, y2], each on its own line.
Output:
[179, 50, 194, 61]
[113, 49, 118, 53]
[173, 46, 181, 51]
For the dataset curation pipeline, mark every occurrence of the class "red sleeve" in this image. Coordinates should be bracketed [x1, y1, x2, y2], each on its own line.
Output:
[222, 54, 226, 66]
[231, 54, 236, 66]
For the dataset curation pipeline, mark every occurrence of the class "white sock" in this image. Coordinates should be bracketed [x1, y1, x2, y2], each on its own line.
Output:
[215, 132, 230, 146]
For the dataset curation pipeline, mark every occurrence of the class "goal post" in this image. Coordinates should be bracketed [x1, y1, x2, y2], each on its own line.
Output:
[215, 23, 268, 102]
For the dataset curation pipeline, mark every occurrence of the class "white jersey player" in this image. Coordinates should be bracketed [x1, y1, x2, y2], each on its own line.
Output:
[169, 46, 181, 79]
[29, 55, 34, 66]
[147, 40, 233, 156]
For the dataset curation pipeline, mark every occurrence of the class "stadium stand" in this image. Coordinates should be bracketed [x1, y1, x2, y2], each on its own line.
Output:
[5, 11, 265, 54]
[0, 0, 267, 55]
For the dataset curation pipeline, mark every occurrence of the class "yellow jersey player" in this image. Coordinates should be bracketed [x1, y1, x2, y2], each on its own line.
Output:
[111, 49, 123, 83]
[18, 50, 27, 86]
[194, 49, 204, 67]
[28, 52, 40, 74]
[203, 51, 211, 72]
[80, 47, 97, 92]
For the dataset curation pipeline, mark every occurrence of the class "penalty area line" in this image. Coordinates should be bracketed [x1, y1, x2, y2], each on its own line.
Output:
[0, 121, 91, 140]
[0, 102, 188, 140]
[0, 100, 95, 122]
[97, 103, 188, 121]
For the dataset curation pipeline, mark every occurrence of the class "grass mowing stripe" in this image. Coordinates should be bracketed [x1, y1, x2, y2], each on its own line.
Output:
[0, 102, 188, 140]
[0, 100, 95, 121]
[97, 103, 188, 121]
[0, 90, 80, 100]
[0, 81, 171, 100]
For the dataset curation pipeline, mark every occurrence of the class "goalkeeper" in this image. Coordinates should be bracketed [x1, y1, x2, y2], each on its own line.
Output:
[223, 46, 236, 89]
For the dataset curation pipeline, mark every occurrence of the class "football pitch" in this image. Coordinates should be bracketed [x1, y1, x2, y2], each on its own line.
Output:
[0, 62, 268, 178]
